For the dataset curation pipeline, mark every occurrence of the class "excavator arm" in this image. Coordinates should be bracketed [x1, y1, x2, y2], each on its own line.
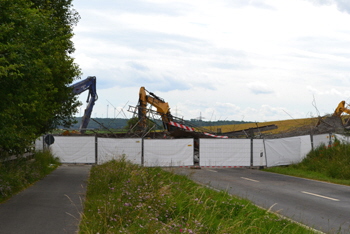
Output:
[135, 87, 228, 139]
[70, 76, 98, 133]
[138, 87, 173, 131]
[333, 101, 350, 117]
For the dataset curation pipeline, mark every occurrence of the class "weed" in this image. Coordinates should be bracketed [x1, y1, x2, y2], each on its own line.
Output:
[80, 158, 315, 233]
[0, 150, 60, 203]
[265, 140, 350, 185]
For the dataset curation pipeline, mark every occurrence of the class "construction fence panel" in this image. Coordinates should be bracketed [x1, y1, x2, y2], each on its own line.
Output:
[253, 139, 266, 167]
[144, 139, 193, 167]
[35, 136, 44, 151]
[335, 134, 350, 143]
[300, 135, 312, 159]
[35, 133, 344, 167]
[98, 138, 142, 165]
[265, 136, 301, 167]
[312, 134, 333, 148]
[50, 136, 95, 163]
[200, 139, 250, 167]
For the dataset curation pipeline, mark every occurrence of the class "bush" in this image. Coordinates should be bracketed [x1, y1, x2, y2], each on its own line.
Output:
[0, 150, 60, 203]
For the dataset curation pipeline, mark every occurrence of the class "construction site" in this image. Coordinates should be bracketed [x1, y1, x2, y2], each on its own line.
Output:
[37, 77, 350, 168]
[61, 77, 350, 140]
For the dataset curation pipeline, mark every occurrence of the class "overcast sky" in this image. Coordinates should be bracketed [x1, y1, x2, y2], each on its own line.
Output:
[71, 0, 350, 122]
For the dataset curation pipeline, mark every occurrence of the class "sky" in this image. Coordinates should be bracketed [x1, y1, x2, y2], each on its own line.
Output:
[71, 0, 350, 123]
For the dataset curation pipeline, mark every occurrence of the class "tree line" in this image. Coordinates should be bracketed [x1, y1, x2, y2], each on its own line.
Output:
[0, 0, 80, 158]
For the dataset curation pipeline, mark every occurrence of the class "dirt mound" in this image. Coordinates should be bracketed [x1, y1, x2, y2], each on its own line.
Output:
[315, 116, 345, 133]
[263, 116, 345, 139]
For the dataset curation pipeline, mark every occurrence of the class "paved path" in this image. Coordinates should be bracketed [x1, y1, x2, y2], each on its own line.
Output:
[0, 165, 91, 234]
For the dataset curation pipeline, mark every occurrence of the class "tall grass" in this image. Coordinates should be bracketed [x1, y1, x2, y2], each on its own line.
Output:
[0, 150, 60, 203]
[265, 140, 350, 185]
[80, 158, 315, 233]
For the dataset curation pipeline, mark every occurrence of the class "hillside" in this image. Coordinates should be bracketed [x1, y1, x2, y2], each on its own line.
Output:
[214, 117, 320, 138]
[213, 116, 348, 138]
[63, 115, 348, 138]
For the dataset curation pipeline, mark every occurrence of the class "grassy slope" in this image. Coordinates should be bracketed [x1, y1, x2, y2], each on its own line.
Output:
[265, 140, 350, 186]
[79, 159, 316, 234]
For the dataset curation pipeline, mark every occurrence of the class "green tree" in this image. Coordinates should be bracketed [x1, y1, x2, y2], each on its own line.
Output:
[0, 0, 81, 157]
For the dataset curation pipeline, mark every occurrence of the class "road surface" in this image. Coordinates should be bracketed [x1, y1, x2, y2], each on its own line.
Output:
[171, 168, 350, 234]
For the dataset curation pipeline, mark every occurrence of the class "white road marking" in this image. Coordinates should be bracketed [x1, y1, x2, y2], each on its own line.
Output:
[241, 177, 259, 182]
[301, 191, 340, 201]
[207, 169, 217, 173]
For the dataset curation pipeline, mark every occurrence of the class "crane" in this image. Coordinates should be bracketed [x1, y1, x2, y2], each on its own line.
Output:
[70, 76, 98, 133]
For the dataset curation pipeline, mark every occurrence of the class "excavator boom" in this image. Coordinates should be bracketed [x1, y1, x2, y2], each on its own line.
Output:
[333, 101, 350, 117]
[138, 86, 173, 131]
[70, 76, 98, 133]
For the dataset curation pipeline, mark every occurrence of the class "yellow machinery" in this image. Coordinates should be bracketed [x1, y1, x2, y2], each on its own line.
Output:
[138, 87, 174, 131]
[332, 101, 350, 117]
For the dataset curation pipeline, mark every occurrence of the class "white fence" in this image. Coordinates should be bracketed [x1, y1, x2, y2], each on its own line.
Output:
[144, 139, 194, 167]
[36, 133, 340, 167]
[200, 139, 252, 167]
[98, 138, 142, 165]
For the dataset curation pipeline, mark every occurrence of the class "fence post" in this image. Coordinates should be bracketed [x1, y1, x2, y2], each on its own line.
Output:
[141, 137, 144, 166]
[328, 133, 333, 147]
[249, 129, 254, 167]
[95, 134, 98, 165]
[310, 131, 314, 151]
[250, 137, 253, 167]
[263, 138, 268, 167]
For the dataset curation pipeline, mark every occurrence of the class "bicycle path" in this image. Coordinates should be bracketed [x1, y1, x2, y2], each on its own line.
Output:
[0, 165, 91, 234]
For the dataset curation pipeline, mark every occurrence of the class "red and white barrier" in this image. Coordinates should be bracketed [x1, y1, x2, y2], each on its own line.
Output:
[169, 121, 194, 131]
[203, 132, 228, 139]
[169, 121, 228, 138]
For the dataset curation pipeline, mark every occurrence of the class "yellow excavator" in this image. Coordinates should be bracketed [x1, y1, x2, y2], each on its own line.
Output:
[135, 87, 229, 139]
[138, 87, 174, 131]
[316, 100, 350, 130]
[332, 100, 350, 117]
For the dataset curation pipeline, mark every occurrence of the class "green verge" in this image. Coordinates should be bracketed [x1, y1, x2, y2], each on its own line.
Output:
[0, 150, 60, 203]
[264, 140, 350, 186]
[80, 158, 315, 234]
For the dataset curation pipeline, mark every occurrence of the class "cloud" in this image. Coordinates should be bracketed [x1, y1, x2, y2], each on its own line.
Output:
[247, 82, 274, 95]
[307, 86, 346, 96]
[126, 61, 149, 71]
[211, 61, 252, 70]
[73, 0, 190, 16]
[223, 0, 275, 10]
[72, 0, 350, 122]
[307, 0, 350, 14]
[335, 0, 350, 13]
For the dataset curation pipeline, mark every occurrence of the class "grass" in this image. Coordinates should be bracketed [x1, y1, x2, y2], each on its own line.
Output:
[0, 150, 60, 203]
[79, 158, 316, 233]
[264, 140, 350, 186]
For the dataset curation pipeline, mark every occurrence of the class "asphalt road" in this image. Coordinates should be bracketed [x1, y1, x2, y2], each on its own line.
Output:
[0, 165, 91, 234]
[171, 168, 350, 234]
